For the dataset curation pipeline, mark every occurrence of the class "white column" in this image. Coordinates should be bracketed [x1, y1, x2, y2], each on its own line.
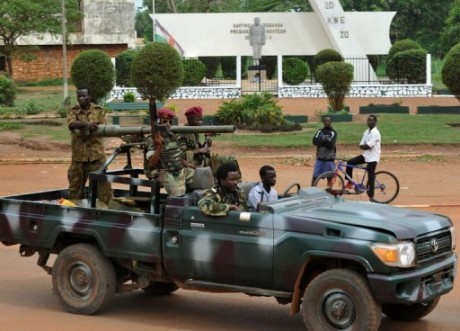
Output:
[277, 55, 283, 88]
[236, 56, 242, 88]
[426, 53, 432, 85]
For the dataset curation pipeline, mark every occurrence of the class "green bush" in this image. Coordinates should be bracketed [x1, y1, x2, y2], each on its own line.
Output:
[388, 39, 422, 60]
[123, 91, 136, 102]
[316, 62, 354, 112]
[21, 101, 43, 115]
[198, 57, 220, 79]
[56, 104, 68, 118]
[387, 49, 427, 83]
[116, 49, 138, 87]
[71, 49, 115, 103]
[220, 57, 236, 79]
[183, 59, 206, 86]
[131, 42, 183, 104]
[282, 58, 308, 85]
[442, 42, 460, 99]
[0, 121, 23, 131]
[312, 49, 343, 76]
[216, 93, 290, 131]
[0, 75, 17, 107]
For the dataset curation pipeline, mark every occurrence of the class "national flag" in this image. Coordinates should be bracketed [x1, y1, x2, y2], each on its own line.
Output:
[154, 20, 185, 57]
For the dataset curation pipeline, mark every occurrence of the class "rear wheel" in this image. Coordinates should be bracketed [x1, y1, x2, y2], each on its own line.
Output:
[313, 172, 344, 196]
[372, 171, 399, 203]
[52, 244, 116, 315]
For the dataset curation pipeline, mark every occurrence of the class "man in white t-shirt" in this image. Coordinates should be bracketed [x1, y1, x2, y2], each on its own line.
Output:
[345, 115, 381, 202]
[248, 165, 278, 211]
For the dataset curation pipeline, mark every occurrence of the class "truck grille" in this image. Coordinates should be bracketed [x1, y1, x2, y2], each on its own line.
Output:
[416, 230, 452, 263]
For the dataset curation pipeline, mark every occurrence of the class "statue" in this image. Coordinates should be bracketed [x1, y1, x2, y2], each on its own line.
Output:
[249, 17, 266, 66]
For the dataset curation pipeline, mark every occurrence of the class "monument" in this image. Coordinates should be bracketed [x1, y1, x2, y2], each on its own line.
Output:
[249, 17, 266, 66]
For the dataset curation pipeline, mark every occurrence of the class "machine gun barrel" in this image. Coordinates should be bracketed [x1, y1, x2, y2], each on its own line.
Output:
[92, 124, 236, 137]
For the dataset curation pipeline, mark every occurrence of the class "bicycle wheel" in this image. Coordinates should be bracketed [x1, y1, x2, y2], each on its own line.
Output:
[313, 172, 345, 196]
[372, 171, 400, 204]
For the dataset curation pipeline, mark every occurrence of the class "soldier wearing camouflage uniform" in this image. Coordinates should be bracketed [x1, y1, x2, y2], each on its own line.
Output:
[145, 108, 194, 196]
[177, 106, 242, 178]
[67, 86, 112, 205]
[198, 162, 248, 216]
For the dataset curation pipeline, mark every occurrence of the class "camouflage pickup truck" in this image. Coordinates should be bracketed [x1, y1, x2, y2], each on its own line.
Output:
[0, 126, 456, 331]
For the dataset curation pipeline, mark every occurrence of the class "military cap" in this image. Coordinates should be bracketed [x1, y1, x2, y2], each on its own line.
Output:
[158, 108, 176, 120]
[185, 106, 203, 118]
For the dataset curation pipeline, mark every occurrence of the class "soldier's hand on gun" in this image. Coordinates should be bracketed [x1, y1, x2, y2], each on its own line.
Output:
[154, 133, 164, 146]
[86, 121, 99, 131]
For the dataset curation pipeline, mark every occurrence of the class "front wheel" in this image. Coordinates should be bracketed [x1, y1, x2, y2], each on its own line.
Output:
[301, 269, 382, 331]
[52, 244, 116, 315]
[313, 172, 344, 196]
[382, 297, 440, 321]
[373, 171, 400, 204]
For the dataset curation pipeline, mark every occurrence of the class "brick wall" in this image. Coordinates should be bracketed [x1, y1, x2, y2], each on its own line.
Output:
[12, 44, 128, 82]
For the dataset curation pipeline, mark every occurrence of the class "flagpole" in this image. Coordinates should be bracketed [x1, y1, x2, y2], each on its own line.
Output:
[152, 0, 156, 42]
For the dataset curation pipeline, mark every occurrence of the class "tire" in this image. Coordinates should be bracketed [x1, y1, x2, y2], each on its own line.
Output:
[52, 244, 116, 315]
[301, 269, 381, 331]
[382, 297, 440, 321]
[142, 282, 179, 295]
[372, 171, 400, 204]
[313, 172, 344, 196]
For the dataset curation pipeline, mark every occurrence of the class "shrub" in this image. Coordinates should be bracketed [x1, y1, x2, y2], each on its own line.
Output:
[123, 91, 136, 102]
[182, 59, 206, 86]
[216, 93, 289, 131]
[21, 101, 42, 115]
[0, 121, 23, 131]
[442, 42, 460, 100]
[198, 57, 220, 79]
[0, 75, 17, 107]
[131, 42, 183, 108]
[116, 49, 138, 87]
[316, 62, 354, 112]
[387, 49, 427, 83]
[282, 58, 308, 85]
[71, 49, 115, 103]
[220, 56, 236, 79]
[387, 39, 422, 60]
[312, 49, 343, 76]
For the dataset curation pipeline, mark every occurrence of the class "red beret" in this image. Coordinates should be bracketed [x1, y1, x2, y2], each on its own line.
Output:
[158, 108, 176, 120]
[185, 106, 203, 117]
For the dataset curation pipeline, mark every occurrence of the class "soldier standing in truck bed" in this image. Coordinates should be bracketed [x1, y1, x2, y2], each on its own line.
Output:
[144, 108, 194, 196]
[67, 86, 112, 205]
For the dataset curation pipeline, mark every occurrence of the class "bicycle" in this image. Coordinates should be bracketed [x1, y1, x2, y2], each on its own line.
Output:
[313, 159, 400, 204]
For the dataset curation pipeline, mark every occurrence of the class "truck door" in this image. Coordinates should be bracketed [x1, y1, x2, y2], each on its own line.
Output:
[178, 208, 274, 288]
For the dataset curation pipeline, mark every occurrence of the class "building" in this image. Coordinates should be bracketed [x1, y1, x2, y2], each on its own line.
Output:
[3, 0, 136, 82]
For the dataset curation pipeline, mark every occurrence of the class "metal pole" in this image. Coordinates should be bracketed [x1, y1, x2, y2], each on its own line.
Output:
[152, 0, 156, 42]
[61, 0, 68, 100]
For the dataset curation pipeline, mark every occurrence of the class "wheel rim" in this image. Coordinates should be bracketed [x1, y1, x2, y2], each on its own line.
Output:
[68, 262, 93, 298]
[322, 291, 356, 329]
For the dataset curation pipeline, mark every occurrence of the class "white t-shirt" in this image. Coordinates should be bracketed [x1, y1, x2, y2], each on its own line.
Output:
[248, 182, 278, 210]
[360, 127, 381, 162]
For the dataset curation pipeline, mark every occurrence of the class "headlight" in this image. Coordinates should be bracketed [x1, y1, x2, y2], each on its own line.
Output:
[450, 226, 457, 250]
[371, 242, 415, 268]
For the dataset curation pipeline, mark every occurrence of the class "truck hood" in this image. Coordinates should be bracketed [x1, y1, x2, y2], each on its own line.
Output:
[295, 200, 451, 239]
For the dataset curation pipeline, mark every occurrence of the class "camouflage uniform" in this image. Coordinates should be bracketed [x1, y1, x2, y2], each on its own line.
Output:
[144, 131, 194, 196]
[176, 131, 211, 167]
[198, 187, 248, 216]
[67, 103, 112, 205]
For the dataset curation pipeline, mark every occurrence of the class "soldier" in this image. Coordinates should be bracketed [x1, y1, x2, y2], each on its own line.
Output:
[177, 106, 211, 168]
[198, 162, 248, 216]
[144, 108, 194, 196]
[67, 86, 112, 205]
[177, 105, 242, 179]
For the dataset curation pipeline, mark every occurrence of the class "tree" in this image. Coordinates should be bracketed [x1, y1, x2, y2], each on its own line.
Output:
[442, 42, 460, 101]
[116, 49, 138, 87]
[130, 42, 183, 131]
[0, 0, 81, 77]
[440, 0, 460, 57]
[316, 62, 354, 112]
[70, 49, 115, 103]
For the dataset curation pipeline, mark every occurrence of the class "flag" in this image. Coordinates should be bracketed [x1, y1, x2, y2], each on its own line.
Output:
[154, 20, 185, 57]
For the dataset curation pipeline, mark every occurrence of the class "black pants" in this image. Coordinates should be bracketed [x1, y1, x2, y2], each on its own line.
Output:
[346, 155, 377, 198]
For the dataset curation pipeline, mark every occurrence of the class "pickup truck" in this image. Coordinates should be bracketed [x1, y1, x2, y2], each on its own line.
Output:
[0, 133, 456, 331]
